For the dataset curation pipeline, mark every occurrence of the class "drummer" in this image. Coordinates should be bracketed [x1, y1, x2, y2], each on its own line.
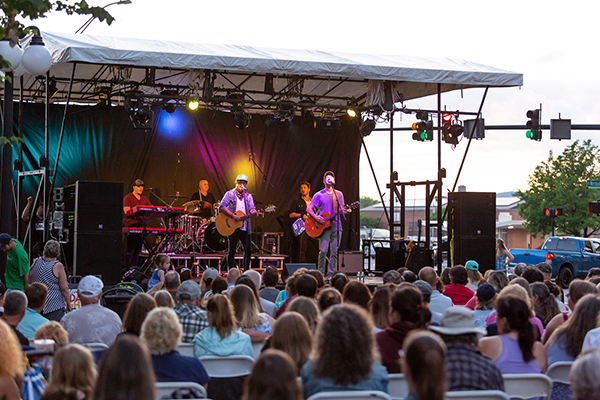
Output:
[189, 179, 216, 223]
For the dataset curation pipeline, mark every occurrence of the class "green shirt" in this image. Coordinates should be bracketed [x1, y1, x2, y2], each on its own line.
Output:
[6, 239, 29, 290]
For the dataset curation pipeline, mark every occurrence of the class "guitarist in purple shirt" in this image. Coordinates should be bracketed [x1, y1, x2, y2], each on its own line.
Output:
[307, 171, 347, 280]
[219, 174, 257, 271]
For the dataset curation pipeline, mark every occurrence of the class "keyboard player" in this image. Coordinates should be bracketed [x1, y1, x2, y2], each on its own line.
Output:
[123, 179, 152, 268]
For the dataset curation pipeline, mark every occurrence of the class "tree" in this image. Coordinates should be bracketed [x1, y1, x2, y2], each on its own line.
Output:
[359, 196, 379, 209]
[360, 214, 380, 229]
[517, 140, 600, 238]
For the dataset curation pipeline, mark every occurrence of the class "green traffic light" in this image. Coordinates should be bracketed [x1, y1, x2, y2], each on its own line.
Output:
[526, 130, 533, 139]
[420, 132, 428, 141]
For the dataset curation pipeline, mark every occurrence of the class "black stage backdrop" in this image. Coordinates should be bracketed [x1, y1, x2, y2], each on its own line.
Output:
[15, 103, 362, 252]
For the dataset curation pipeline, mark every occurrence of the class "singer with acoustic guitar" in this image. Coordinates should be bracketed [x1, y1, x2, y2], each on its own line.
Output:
[306, 171, 349, 281]
[219, 174, 257, 271]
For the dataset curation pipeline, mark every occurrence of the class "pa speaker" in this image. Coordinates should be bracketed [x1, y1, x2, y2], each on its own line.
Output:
[75, 181, 123, 233]
[73, 232, 122, 284]
[283, 263, 316, 280]
[452, 237, 496, 274]
[448, 192, 496, 238]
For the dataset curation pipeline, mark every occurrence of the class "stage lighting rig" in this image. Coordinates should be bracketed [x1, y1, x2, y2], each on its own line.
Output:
[95, 86, 111, 110]
[360, 118, 376, 137]
[234, 109, 250, 129]
[187, 99, 200, 111]
[442, 113, 463, 145]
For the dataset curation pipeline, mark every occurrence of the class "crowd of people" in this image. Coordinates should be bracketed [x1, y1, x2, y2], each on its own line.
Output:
[4, 236, 600, 400]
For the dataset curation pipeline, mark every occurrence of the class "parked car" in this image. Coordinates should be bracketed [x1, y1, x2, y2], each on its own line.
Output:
[510, 236, 600, 288]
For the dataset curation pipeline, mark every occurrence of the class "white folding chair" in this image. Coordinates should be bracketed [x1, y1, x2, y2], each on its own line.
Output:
[155, 382, 207, 399]
[546, 361, 572, 385]
[502, 373, 552, 400]
[199, 355, 255, 378]
[387, 373, 409, 400]
[83, 342, 109, 351]
[252, 341, 265, 359]
[446, 390, 509, 400]
[307, 391, 391, 400]
[177, 342, 195, 357]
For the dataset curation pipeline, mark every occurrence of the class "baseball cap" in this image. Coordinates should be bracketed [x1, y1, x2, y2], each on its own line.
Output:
[413, 280, 433, 298]
[177, 280, 201, 300]
[429, 306, 487, 337]
[134, 179, 145, 187]
[78, 275, 104, 298]
[323, 171, 335, 181]
[465, 260, 479, 271]
[235, 174, 249, 182]
[202, 268, 219, 282]
[476, 283, 497, 302]
[0, 233, 11, 248]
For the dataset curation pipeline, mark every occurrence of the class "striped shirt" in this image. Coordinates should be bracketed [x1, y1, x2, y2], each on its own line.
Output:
[30, 257, 66, 314]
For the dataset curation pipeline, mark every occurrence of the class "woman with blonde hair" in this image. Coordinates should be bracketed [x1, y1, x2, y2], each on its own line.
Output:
[301, 303, 388, 398]
[40, 344, 96, 400]
[270, 312, 313, 372]
[193, 294, 253, 358]
[0, 320, 24, 400]
[122, 293, 157, 336]
[401, 331, 447, 400]
[369, 284, 395, 332]
[287, 296, 319, 333]
[230, 285, 274, 338]
[34, 321, 69, 351]
[485, 284, 545, 339]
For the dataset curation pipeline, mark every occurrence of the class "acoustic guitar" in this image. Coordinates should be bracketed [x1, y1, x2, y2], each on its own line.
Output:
[215, 204, 277, 237]
[305, 201, 361, 238]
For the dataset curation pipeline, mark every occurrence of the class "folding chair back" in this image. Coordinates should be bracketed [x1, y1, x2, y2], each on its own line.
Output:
[177, 342, 195, 357]
[155, 381, 207, 399]
[502, 373, 552, 400]
[446, 390, 509, 400]
[387, 373, 409, 400]
[199, 355, 255, 378]
[307, 391, 391, 400]
[546, 361, 572, 385]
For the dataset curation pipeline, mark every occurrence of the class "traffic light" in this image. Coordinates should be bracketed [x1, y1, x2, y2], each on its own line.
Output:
[442, 113, 463, 145]
[412, 120, 433, 141]
[543, 208, 563, 217]
[526, 109, 541, 141]
[590, 202, 600, 215]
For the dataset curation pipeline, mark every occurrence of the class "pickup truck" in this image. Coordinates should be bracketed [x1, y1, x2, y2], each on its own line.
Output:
[510, 237, 600, 288]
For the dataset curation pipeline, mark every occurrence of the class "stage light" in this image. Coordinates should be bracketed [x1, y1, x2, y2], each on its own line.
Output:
[163, 102, 176, 114]
[416, 110, 428, 121]
[442, 115, 464, 145]
[95, 86, 111, 110]
[187, 99, 200, 110]
[235, 109, 249, 129]
[347, 109, 357, 118]
[47, 77, 58, 98]
[526, 109, 541, 141]
[442, 113, 453, 122]
[360, 118, 376, 137]
[130, 105, 154, 129]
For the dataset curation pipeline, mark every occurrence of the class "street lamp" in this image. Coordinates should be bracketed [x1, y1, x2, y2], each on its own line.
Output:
[75, 0, 133, 34]
[0, 26, 53, 76]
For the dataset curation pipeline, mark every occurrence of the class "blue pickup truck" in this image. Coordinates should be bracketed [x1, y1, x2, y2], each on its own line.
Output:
[510, 237, 600, 288]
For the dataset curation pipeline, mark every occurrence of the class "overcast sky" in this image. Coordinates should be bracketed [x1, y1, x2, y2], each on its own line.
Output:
[27, 0, 600, 200]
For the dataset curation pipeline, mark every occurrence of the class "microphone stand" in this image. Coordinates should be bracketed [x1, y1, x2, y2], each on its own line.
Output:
[249, 152, 275, 189]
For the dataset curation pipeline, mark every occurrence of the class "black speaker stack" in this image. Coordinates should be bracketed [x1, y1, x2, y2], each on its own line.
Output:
[448, 192, 496, 273]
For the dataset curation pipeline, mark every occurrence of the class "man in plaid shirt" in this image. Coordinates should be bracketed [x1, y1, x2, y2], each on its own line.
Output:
[174, 280, 208, 343]
[430, 306, 504, 392]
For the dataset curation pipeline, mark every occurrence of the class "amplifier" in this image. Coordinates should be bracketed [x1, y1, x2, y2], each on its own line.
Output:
[339, 251, 363, 274]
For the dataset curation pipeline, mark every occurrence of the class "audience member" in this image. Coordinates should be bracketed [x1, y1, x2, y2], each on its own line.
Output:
[485, 284, 544, 339]
[440, 267, 451, 286]
[34, 321, 69, 351]
[545, 280, 567, 312]
[231, 285, 274, 342]
[287, 296, 319, 333]
[330, 272, 349, 295]
[430, 307, 503, 392]
[530, 282, 559, 328]
[0, 233, 29, 291]
[193, 294, 253, 358]
[301, 303, 388, 398]
[543, 279, 595, 343]
[204, 276, 227, 299]
[376, 284, 430, 373]
[259, 267, 280, 303]
[276, 268, 309, 308]
[0, 281, 5, 316]
[509, 277, 534, 299]
[226, 267, 241, 291]
[443, 266, 474, 306]
[536, 262, 552, 281]
[270, 312, 313, 372]
[401, 330, 447, 400]
[402, 270, 417, 283]
[522, 267, 544, 284]
[122, 293, 157, 337]
[514, 263, 527, 276]
[317, 288, 341, 312]
[479, 296, 547, 374]
[154, 290, 175, 308]
[342, 280, 372, 310]
[369, 284, 395, 332]
[571, 348, 600, 400]
[419, 267, 453, 315]
[161, 271, 180, 305]
[382, 270, 402, 285]
[472, 283, 496, 328]
[61, 275, 122, 346]
[243, 269, 278, 316]
[40, 344, 96, 400]
[18, 282, 49, 338]
[179, 267, 193, 283]
[587, 267, 600, 280]
[200, 267, 218, 296]
[242, 349, 302, 400]
[413, 280, 440, 324]
[0, 320, 24, 400]
[487, 270, 509, 292]
[147, 254, 170, 294]
[141, 307, 209, 387]
[465, 260, 483, 291]
[234, 276, 274, 318]
[174, 280, 208, 343]
[2, 291, 29, 345]
[93, 335, 156, 400]
[29, 240, 71, 321]
[546, 294, 600, 400]
[306, 270, 325, 295]
[276, 274, 317, 317]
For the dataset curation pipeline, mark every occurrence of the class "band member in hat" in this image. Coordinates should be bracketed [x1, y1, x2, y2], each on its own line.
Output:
[123, 179, 152, 268]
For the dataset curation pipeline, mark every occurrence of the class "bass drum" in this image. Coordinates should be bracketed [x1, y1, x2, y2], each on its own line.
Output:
[202, 221, 228, 252]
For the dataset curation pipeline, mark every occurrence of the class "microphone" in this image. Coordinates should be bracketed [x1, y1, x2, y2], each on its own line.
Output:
[144, 187, 153, 191]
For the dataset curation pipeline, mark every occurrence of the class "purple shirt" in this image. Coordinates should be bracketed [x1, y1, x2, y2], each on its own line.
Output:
[220, 189, 256, 233]
[495, 334, 541, 374]
[309, 188, 345, 230]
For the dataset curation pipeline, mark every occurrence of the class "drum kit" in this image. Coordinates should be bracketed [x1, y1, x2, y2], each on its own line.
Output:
[176, 200, 227, 252]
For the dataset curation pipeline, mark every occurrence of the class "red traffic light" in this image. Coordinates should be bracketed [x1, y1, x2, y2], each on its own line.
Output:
[544, 208, 563, 217]
[442, 113, 453, 122]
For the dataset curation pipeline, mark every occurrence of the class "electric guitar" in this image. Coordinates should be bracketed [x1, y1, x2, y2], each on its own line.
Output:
[305, 201, 361, 238]
[215, 204, 277, 237]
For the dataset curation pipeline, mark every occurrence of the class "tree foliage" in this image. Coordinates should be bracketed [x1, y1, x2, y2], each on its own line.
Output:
[359, 196, 379, 209]
[360, 214, 380, 229]
[517, 140, 600, 237]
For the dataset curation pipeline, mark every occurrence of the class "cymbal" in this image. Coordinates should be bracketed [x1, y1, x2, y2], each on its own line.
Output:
[183, 200, 213, 212]
[167, 194, 190, 199]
